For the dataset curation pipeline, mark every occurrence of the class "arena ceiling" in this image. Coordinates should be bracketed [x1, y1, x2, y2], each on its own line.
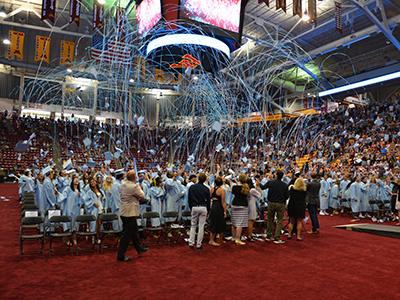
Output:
[0, 0, 399, 94]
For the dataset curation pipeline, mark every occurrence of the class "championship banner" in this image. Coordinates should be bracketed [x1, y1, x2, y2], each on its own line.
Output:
[308, 0, 317, 23]
[35, 35, 51, 64]
[7, 30, 24, 61]
[41, 0, 56, 22]
[335, 1, 343, 33]
[116, 7, 126, 41]
[60, 40, 75, 65]
[69, 0, 81, 26]
[93, 3, 104, 29]
[293, 0, 302, 17]
[276, 0, 286, 13]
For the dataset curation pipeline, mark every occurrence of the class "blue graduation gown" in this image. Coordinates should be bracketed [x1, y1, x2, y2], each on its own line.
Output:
[43, 177, 57, 211]
[61, 187, 83, 230]
[349, 182, 362, 213]
[319, 179, 329, 210]
[149, 186, 165, 227]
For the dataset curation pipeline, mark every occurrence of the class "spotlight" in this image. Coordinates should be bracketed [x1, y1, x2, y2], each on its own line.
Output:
[66, 68, 72, 73]
[302, 10, 310, 22]
[97, 0, 106, 5]
[193, 76, 199, 80]
[0, 11, 7, 18]
[2, 38, 10, 45]
[129, 78, 135, 83]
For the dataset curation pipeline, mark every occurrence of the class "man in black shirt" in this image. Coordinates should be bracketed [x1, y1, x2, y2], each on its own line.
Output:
[188, 173, 210, 249]
[261, 171, 289, 244]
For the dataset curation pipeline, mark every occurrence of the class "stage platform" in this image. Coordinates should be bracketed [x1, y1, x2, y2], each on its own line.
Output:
[335, 223, 400, 239]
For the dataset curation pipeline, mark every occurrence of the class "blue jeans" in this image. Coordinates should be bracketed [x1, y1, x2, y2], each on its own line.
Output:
[307, 204, 320, 232]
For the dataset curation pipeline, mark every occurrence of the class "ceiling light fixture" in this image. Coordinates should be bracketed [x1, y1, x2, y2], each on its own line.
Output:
[0, 11, 7, 18]
[66, 68, 72, 73]
[129, 78, 135, 83]
[2, 38, 10, 45]
[319, 71, 400, 97]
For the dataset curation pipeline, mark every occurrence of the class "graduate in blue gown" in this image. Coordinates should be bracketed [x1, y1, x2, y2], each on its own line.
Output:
[83, 178, 105, 233]
[43, 170, 58, 212]
[164, 172, 184, 221]
[367, 177, 379, 219]
[19, 170, 35, 198]
[35, 173, 45, 216]
[349, 177, 363, 218]
[148, 177, 165, 227]
[319, 175, 330, 215]
[339, 176, 351, 211]
[330, 180, 340, 212]
[60, 176, 83, 231]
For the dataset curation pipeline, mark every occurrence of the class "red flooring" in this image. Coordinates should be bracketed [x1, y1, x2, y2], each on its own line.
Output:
[0, 183, 399, 300]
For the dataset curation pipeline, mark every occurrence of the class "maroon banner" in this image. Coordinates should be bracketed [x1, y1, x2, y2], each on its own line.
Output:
[258, 0, 269, 6]
[93, 3, 104, 30]
[335, 1, 343, 33]
[276, 0, 286, 13]
[116, 7, 126, 41]
[41, 0, 56, 22]
[308, 0, 317, 23]
[69, 0, 81, 26]
[293, 0, 302, 17]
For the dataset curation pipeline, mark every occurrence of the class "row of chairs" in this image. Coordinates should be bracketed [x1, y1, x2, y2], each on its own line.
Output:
[20, 192, 122, 255]
[20, 192, 192, 255]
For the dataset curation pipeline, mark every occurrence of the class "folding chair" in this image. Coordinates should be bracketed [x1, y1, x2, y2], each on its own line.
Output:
[162, 211, 183, 243]
[98, 213, 121, 252]
[48, 212, 73, 255]
[20, 216, 44, 255]
[74, 214, 97, 254]
[143, 212, 163, 244]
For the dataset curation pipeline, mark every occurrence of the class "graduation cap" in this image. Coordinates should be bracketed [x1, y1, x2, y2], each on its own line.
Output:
[40, 149, 48, 158]
[42, 166, 51, 176]
[87, 159, 96, 168]
[81, 164, 89, 172]
[15, 140, 29, 153]
[83, 137, 91, 148]
[65, 169, 76, 175]
[147, 149, 156, 156]
[211, 121, 222, 132]
[104, 160, 111, 165]
[374, 117, 383, 127]
[114, 147, 123, 159]
[137, 116, 145, 126]
[161, 138, 167, 144]
[63, 159, 73, 170]
[187, 154, 195, 163]
[104, 151, 113, 161]
[240, 144, 250, 153]
[215, 143, 223, 152]
[28, 133, 36, 141]
[67, 150, 74, 157]
[258, 138, 264, 143]
[114, 168, 125, 176]
[334, 142, 341, 149]
[242, 157, 248, 163]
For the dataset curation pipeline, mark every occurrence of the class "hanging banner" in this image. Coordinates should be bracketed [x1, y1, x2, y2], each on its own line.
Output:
[155, 68, 165, 83]
[41, 0, 56, 22]
[335, 1, 343, 33]
[308, 0, 317, 23]
[93, 3, 104, 30]
[293, 0, 302, 17]
[69, 0, 81, 26]
[60, 40, 75, 65]
[258, 0, 269, 6]
[35, 35, 51, 64]
[116, 7, 126, 41]
[7, 30, 24, 61]
[276, 0, 286, 13]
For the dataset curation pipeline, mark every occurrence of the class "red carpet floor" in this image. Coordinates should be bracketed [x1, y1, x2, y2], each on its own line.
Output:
[0, 183, 399, 300]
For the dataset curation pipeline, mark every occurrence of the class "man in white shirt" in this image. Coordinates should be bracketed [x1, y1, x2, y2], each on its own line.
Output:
[117, 170, 147, 262]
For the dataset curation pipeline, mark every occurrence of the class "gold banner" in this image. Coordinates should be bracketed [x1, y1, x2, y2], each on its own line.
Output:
[60, 40, 75, 65]
[35, 35, 51, 63]
[7, 30, 24, 61]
